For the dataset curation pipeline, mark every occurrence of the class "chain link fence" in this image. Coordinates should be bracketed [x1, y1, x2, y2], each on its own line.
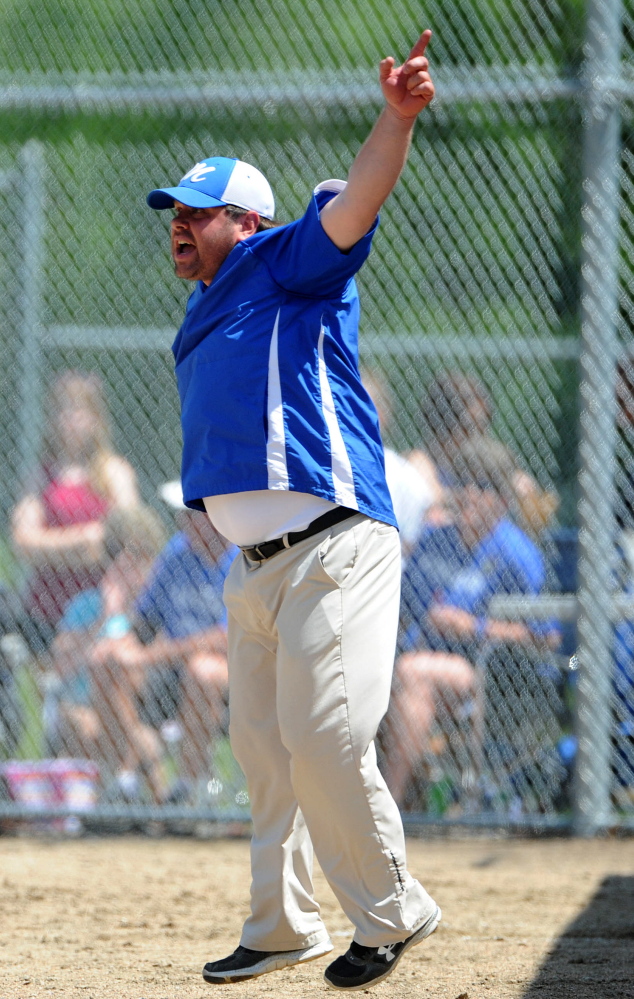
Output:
[0, 0, 631, 833]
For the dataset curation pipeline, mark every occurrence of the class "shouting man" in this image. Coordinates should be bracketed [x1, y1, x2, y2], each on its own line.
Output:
[147, 31, 440, 992]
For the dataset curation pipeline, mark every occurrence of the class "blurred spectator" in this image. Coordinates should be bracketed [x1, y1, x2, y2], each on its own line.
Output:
[383, 437, 560, 807]
[362, 367, 442, 550]
[51, 506, 167, 802]
[11, 371, 139, 653]
[89, 481, 235, 797]
[409, 371, 559, 536]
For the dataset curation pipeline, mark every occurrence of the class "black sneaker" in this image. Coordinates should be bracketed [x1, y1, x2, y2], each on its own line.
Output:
[324, 906, 441, 991]
[202, 940, 333, 984]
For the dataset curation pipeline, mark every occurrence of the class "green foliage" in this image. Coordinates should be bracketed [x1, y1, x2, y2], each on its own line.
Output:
[0, 0, 585, 74]
[14, 665, 45, 761]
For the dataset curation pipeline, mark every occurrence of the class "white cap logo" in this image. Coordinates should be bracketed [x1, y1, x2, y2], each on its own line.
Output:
[181, 162, 217, 184]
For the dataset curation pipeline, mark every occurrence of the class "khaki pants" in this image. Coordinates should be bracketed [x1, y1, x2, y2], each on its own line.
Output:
[224, 513, 436, 950]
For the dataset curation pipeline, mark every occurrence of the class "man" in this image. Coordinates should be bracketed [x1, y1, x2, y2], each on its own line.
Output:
[361, 367, 442, 553]
[386, 437, 560, 806]
[50, 507, 169, 802]
[90, 483, 235, 792]
[147, 31, 439, 992]
[130, 483, 235, 786]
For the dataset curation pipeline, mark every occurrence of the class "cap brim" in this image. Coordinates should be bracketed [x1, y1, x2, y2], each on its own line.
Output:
[146, 186, 227, 210]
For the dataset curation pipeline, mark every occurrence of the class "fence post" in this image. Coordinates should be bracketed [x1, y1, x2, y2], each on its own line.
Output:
[574, 0, 623, 835]
[18, 140, 45, 490]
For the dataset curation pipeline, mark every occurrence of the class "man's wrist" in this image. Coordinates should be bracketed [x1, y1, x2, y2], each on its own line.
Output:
[383, 103, 418, 127]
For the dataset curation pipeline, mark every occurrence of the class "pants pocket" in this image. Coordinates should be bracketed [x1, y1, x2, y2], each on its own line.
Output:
[317, 524, 359, 588]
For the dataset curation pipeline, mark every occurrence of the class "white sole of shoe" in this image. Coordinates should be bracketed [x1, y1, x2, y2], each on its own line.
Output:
[203, 939, 334, 984]
[324, 905, 442, 992]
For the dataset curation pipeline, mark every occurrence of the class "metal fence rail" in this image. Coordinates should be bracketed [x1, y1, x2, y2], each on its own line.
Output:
[0, 0, 633, 834]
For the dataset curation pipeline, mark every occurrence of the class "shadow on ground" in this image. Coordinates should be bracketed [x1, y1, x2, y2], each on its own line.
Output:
[523, 875, 634, 998]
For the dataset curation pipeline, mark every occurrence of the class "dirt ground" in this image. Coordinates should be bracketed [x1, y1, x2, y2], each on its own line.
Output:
[0, 832, 633, 999]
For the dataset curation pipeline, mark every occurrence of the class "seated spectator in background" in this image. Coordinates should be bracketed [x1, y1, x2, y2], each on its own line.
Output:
[362, 367, 442, 551]
[11, 371, 139, 654]
[51, 506, 167, 802]
[409, 371, 559, 536]
[383, 437, 560, 807]
[89, 481, 235, 795]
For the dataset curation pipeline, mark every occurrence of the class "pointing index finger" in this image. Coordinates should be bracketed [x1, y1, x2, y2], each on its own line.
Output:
[407, 29, 432, 62]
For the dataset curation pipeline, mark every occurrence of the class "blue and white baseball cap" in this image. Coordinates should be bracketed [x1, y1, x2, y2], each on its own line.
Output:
[147, 157, 275, 219]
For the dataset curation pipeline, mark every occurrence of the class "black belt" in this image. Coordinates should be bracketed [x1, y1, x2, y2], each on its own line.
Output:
[240, 506, 357, 562]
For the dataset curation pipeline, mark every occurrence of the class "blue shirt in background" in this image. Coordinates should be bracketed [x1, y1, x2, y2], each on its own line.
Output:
[135, 532, 235, 639]
[400, 518, 555, 654]
[59, 589, 103, 633]
[56, 533, 235, 707]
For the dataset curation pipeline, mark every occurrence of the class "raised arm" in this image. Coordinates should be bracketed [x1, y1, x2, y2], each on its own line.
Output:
[319, 30, 435, 251]
[11, 494, 105, 569]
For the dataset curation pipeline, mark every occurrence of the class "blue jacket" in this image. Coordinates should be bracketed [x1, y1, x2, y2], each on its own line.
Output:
[172, 186, 396, 527]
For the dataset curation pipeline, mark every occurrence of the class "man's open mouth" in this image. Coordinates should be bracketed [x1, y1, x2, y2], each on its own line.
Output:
[175, 239, 195, 257]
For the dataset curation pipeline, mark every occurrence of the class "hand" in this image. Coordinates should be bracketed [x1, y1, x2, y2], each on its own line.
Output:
[542, 629, 562, 651]
[81, 520, 105, 544]
[101, 576, 128, 618]
[380, 30, 435, 120]
[491, 621, 533, 645]
[91, 634, 148, 669]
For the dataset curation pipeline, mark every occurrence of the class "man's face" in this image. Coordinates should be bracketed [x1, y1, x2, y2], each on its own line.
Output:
[456, 485, 506, 547]
[102, 549, 153, 608]
[170, 202, 245, 285]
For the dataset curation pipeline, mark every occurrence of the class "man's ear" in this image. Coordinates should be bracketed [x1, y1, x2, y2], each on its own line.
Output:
[235, 211, 260, 240]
